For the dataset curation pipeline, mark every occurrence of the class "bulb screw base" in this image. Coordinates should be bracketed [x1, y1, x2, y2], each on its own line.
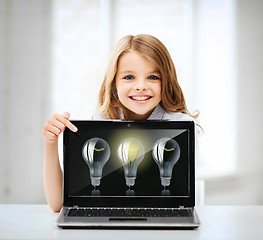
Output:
[91, 177, 101, 187]
[161, 177, 171, 187]
[125, 177, 136, 187]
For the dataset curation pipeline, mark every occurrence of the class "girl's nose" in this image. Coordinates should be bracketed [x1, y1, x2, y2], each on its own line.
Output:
[135, 79, 147, 91]
[136, 86, 146, 91]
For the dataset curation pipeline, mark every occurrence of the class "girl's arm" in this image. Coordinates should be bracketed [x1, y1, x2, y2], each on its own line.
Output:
[41, 112, 77, 212]
[43, 140, 63, 212]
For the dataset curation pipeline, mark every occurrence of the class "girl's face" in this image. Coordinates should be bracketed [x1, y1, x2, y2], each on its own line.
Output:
[115, 51, 162, 120]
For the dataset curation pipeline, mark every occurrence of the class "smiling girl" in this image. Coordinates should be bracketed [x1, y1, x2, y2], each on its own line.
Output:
[42, 34, 199, 212]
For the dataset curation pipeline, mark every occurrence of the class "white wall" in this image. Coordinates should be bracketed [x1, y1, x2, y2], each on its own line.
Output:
[0, 0, 51, 203]
[0, 0, 263, 205]
[205, 0, 263, 205]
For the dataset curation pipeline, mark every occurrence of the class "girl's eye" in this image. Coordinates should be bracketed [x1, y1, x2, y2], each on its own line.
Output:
[148, 75, 159, 80]
[124, 75, 134, 80]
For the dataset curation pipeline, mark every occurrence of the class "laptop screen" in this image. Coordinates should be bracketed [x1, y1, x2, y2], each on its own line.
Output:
[63, 120, 195, 208]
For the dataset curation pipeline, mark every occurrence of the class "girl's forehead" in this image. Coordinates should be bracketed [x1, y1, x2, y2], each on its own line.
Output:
[118, 51, 158, 70]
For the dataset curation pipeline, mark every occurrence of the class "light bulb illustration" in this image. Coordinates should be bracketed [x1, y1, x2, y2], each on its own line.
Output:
[152, 138, 180, 187]
[82, 138, 110, 187]
[117, 138, 145, 187]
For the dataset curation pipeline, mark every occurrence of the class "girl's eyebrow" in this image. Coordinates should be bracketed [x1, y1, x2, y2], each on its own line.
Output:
[120, 70, 134, 74]
[119, 70, 134, 75]
[148, 70, 160, 75]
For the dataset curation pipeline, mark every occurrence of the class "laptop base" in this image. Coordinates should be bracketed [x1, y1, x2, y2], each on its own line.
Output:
[56, 207, 200, 229]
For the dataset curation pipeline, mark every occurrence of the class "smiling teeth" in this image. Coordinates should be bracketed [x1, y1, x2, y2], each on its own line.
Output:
[132, 96, 150, 101]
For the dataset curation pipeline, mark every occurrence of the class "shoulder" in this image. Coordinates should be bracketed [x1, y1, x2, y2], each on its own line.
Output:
[163, 111, 195, 121]
[164, 111, 203, 143]
[92, 113, 106, 120]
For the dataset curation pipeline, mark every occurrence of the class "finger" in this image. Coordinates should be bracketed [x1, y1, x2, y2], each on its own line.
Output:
[48, 124, 62, 136]
[42, 130, 57, 141]
[55, 114, 78, 132]
[47, 118, 65, 132]
[51, 119, 65, 132]
[62, 111, 70, 120]
[46, 131, 57, 140]
[42, 122, 61, 137]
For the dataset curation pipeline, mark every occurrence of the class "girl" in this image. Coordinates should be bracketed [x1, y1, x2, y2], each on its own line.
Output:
[42, 34, 199, 212]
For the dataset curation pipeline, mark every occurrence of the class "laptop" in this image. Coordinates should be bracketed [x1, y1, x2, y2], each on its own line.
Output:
[56, 120, 200, 229]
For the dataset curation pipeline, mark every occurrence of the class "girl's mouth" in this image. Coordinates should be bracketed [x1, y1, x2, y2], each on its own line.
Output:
[129, 95, 152, 101]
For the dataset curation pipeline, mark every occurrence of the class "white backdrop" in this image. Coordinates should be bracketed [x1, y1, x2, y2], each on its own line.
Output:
[0, 0, 263, 205]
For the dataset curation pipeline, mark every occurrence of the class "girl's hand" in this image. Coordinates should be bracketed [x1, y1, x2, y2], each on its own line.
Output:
[42, 112, 78, 143]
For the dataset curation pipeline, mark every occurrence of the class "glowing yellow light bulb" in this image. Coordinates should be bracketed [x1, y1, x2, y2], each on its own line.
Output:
[117, 138, 145, 187]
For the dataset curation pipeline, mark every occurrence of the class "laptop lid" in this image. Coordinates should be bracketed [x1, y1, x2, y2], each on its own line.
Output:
[63, 120, 195, 208]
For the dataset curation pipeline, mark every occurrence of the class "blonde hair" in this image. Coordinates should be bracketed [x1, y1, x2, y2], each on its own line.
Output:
[97, 34, 198, 119]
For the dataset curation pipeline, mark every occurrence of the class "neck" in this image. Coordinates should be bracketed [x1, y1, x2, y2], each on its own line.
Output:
[122, 108, 154, 120]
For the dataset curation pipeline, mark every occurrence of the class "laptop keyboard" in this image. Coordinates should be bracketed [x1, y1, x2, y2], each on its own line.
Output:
[67, 208, 191, 218]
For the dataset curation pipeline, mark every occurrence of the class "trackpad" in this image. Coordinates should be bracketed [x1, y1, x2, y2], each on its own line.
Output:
[109, 218, 147, 221]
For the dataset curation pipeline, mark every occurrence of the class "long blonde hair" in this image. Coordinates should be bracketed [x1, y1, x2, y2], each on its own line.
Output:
[97, 34, 198, 119]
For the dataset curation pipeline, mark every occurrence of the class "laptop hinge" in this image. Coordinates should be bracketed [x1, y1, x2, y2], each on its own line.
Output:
[179, 206, 185, 209]
[73, 205, 78, 208]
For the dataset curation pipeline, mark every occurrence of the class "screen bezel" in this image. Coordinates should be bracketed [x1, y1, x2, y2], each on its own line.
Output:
[63, 120, 195, 208]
